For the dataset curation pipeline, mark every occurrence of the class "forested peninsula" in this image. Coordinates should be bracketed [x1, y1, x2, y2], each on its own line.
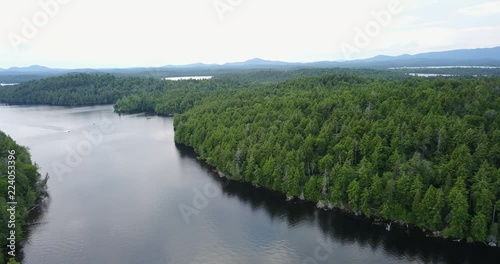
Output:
[173, 75, 500, 244]
[0, 71, 499, 245]
[0, 132, 48, 264]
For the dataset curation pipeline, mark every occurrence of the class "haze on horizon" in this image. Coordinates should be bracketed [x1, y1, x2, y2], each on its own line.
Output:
[1, 0, 500, 69]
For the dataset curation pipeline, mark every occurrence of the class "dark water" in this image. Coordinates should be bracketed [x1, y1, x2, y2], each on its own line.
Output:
[0, 105, 498, 264]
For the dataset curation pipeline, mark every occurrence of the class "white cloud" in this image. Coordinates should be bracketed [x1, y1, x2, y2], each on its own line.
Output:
[458, 1, 500, 16]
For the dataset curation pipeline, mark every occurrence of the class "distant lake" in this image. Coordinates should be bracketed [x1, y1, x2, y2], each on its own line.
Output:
[408, 73, 458, 77]
[0, 105, 498, 264]
[163, 76, 213, 81]
[389, 66, 500, 69]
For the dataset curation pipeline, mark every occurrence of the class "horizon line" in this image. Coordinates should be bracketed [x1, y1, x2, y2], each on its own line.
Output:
[2, 45, 499, 70]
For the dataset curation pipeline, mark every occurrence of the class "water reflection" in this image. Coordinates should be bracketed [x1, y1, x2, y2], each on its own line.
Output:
[20, 196, 51, 260]
[176, 144, 500, 264]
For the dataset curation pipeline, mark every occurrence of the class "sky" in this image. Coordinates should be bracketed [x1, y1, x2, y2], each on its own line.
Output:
[0, 0, 499, 68]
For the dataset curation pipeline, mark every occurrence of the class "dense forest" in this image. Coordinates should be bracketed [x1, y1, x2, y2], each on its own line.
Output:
[0, 72, 250, 109]
[173, 74, 500, 244]
[0, 73, 168, 106]
[0, 132, 48, 264]
[0, 69, 405, 107]
[114, 78, 247, 115]
[114, 68, 407, 115]
[1, 70, 499, 245]
[216, 68, 408, 84]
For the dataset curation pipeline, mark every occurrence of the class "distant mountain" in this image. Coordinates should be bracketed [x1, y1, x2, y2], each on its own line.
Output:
[223, 58, 295, 68]
[356, 47, 500, 67]
[161, 62, 219, 68]
[215, 47, 500, 68]
[368, 47, 500, 61]
[160, 58, 300, 69]
[6, 65, 54, 73]
[1, 46, 499, 82]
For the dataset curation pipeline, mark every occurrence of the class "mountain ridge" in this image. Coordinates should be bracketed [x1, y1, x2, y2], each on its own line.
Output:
[2, 46, 499, 77]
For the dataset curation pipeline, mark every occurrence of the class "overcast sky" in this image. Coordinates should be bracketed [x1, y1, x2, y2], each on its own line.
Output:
[1, 0, 499, 68]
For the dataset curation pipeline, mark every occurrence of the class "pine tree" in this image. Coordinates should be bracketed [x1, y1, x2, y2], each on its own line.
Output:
[348, 180, 361, 212]
[470, 213, 488, 242]
[444, 176, 470, 239]
[361, 188, 371, 217]
[244, 154, 256, 182]
[285, 165, 301, 197]
[418, 186, 436, 228]
[304, 177, 319, 201]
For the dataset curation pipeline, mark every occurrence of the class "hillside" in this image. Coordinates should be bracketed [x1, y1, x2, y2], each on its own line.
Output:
[173, 74, 500, 244]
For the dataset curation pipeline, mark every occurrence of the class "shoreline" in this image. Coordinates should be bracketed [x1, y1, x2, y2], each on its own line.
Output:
[176, 141, 499, 249]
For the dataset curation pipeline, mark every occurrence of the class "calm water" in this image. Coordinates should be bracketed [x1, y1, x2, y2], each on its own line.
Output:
[0, 105, 498, 264]
[163, 76, 213, 81]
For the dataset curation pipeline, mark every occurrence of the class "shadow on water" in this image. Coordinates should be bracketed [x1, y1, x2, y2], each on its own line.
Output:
[18, 195, 51, 261]
[175, 143, 500, 264]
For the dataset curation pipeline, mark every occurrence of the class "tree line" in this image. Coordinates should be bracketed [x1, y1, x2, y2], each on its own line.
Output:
[0, 69, 406, 107]
[0, 131, 48, 264]
[0, 73, 253, 111]
[0, 73, 167, 106]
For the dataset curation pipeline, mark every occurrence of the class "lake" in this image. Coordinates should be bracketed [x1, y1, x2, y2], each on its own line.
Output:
[0, 105, 498, 264]
[163, 76, 213, 81]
